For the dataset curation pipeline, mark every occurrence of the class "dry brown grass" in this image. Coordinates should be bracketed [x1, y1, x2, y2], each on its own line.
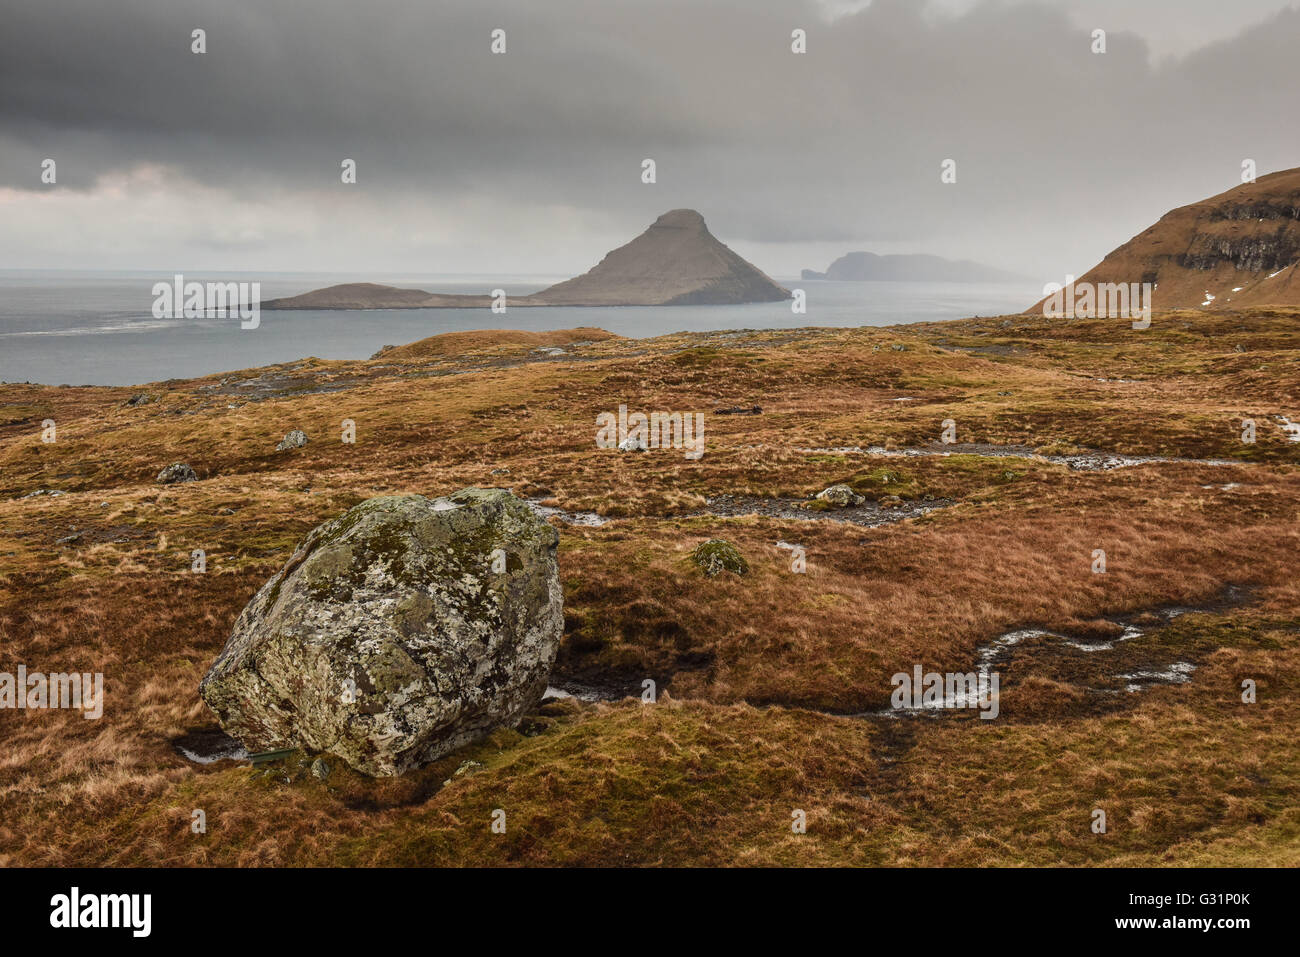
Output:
[1, 310, 1298, 865]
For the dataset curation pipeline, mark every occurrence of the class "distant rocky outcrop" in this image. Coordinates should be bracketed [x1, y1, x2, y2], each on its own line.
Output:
[1027, 166, 1300, 312]
[157, 462, 197, 484]
[374, 328, 616, 361]
[264, 210, 789, 310]
[803, 252, 1025, 283]
[199, 488, 563, 776]
[815, 484, 865, 507]
[276, 430, 309, 451]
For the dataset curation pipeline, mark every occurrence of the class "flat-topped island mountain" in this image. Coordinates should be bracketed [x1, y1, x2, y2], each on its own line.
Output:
[802, 251, 1026, 283]
[265, 209, 790, 310]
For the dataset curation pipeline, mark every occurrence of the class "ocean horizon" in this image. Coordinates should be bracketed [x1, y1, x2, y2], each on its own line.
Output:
[0, 270, 1041, 387]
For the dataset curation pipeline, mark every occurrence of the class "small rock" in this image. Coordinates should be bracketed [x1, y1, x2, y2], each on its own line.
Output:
[815, 484, 865, 507]
[310, 758, 330, 781]
[454, 759, 483, 777]
[156, 463, 198, 485]
[692, 539, 749, 577]
[490, 467, 511, 476]
[21, 489, 65, 499]
[618, 435, 648, 452]
[713, 406, 762, 415]
[124, 393, 152, 407]
[276, 429, 309, 451]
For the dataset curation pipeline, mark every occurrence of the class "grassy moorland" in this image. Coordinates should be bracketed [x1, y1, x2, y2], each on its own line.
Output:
[1, 309, 1298, 867]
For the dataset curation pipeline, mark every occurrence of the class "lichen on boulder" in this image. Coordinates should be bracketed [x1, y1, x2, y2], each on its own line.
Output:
[157, 462, 197, 484]
[199, 487, 563, 776]
[276, 429, 309, 451]
[692, 538, 748, 577]
[815, 483, 864, 507]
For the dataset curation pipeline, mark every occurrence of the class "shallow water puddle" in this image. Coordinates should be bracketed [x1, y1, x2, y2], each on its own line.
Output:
[796, 443, 1239, 472]
[704, 493, 950, 527]
[525, 499, 608, 527]
[880, 604, 1209, 717]
[1117, 662, 1195, 693]
[543, 682, 623, 703]
[174, 729, 249, 765]
[1061, 623, 1144, 652]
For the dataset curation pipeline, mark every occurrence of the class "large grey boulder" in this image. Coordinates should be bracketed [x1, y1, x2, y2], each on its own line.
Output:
[199, 488, 562, 776]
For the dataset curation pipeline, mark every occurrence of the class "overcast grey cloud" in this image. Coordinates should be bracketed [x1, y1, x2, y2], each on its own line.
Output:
[1, 0, 1298, 281]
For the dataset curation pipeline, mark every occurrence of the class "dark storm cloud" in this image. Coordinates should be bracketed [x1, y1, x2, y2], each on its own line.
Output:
[1, 0, 1298, 277]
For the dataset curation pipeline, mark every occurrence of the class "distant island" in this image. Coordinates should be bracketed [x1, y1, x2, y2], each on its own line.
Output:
[265, 209, 790, 310]
[801, 251, 1027, 283]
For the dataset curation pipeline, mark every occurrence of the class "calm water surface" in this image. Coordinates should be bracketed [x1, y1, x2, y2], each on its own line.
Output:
[0, 271, 1040, 386]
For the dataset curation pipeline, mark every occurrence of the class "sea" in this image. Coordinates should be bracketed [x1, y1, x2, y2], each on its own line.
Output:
[0, 271, 1041, 387]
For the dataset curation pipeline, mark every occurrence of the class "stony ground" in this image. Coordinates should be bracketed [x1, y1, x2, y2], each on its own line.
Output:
[2, 309, 1298, 866]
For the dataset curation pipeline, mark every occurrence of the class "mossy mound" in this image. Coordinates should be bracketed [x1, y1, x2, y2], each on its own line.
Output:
[692, 539, 749, 577]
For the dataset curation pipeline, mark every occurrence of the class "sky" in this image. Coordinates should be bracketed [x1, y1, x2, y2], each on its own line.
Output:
[1, 0, 1298, 283]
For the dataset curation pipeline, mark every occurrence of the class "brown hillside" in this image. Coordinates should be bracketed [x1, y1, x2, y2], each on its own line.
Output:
[1028, 167, 1300, 313]
[4, 309, 1300, 866]
[377, 327, 618, 360]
